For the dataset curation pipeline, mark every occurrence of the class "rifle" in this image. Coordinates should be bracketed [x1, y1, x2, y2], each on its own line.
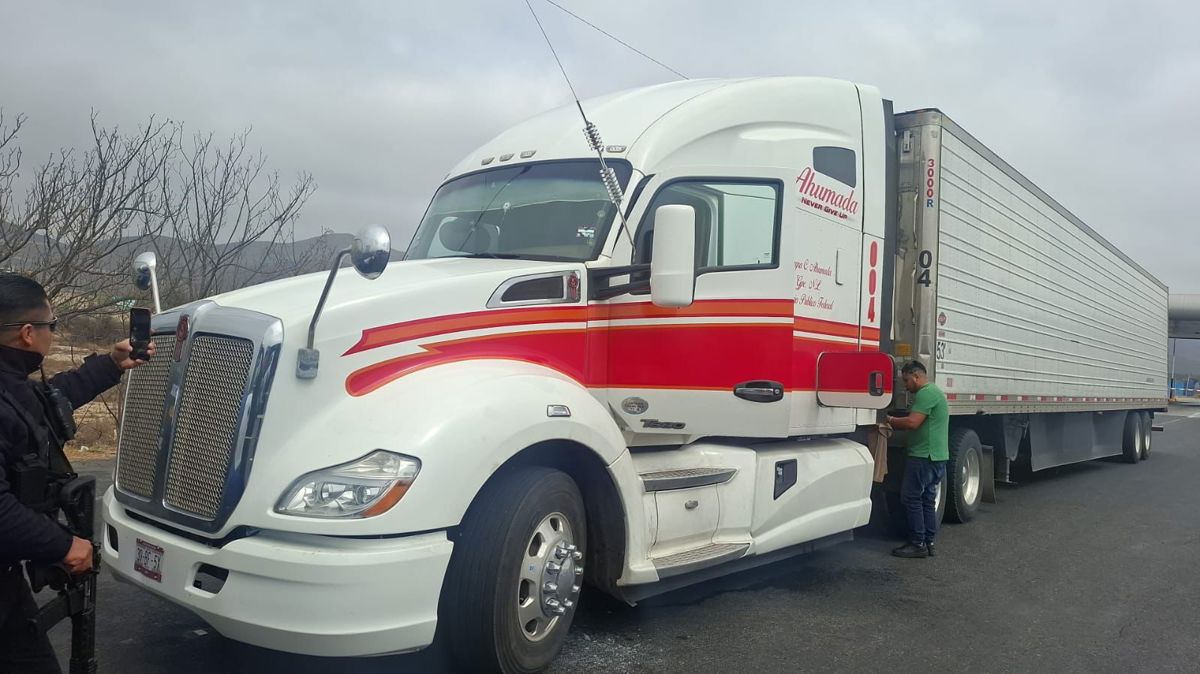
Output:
[25, 475, 100, 674]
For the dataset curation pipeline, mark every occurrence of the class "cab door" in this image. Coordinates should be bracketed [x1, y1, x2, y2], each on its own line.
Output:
[597, 168, 794, 439]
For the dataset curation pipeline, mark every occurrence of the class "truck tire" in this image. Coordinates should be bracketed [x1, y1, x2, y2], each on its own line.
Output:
[441, 465, 586, 673]
[1140, 412, 1152, 460]
[1121, 411, 1142, 464]
[945, 428, 982, 524]
[935, 469, 947, 525]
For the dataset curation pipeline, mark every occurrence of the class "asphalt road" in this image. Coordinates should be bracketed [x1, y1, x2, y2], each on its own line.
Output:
[48, 405, 1200, 673]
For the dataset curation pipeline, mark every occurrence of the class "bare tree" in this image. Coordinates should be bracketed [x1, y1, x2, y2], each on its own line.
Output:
[1, 112, 176, 317]
[2, 113, 331, 317]
[0, 110, 32, 267]
[149, 128, 322, 308]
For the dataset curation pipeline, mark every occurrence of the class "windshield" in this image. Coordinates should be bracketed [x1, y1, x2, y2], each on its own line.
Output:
[406, 160, 633, 262]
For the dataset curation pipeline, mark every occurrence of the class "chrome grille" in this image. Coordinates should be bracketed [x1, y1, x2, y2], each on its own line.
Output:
[116, 335, 177, 498]
[163, 335, 255, 519]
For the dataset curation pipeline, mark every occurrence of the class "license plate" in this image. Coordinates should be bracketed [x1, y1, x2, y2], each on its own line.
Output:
[134, 539, 164, 582]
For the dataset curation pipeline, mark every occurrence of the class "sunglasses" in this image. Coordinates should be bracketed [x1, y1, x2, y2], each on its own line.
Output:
[0, 317, 58, 333]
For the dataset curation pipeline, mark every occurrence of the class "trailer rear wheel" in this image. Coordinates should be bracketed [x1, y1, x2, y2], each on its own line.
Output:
[1121, 412, 1143, 464]
[441, 465, 586, 673]
[945, 428, 982, 523]
[935, 470, 947, 524]
[1139, 412, 1152, 460]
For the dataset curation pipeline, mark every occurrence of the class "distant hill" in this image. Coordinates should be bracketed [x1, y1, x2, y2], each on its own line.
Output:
[3, 229, 406, 310]
[5, 232, 404, 274]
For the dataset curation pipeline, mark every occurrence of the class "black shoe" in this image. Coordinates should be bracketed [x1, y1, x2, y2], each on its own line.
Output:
[926, 543, 936, 557]
[891, 543, 929, 558]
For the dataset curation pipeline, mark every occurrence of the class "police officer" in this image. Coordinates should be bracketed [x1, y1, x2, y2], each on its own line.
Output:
[0, 273, 154, 673]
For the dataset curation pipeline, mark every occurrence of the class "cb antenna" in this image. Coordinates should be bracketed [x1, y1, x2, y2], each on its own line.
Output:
[523, 0, 634, 249]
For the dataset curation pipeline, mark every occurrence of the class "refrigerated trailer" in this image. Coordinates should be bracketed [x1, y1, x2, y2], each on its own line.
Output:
[102, 77, 1168, 672]
[886, 108, 1167, 521]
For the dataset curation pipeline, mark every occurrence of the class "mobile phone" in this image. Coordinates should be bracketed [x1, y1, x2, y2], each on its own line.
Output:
[130, 308, 152, 361]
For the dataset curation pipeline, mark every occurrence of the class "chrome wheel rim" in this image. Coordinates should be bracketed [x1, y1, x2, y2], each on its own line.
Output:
[962, 447, 981, 506]
[516, 512, 583, 642]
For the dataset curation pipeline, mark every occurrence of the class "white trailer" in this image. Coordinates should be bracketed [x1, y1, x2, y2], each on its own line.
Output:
[101, 77, 1168, 672]
[887, 110, 1167, 522]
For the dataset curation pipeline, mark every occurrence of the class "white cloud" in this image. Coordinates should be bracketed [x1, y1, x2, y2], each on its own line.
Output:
[2, 0, 1196, 296]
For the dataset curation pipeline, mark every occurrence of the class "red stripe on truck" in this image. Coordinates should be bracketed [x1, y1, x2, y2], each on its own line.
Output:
[346, 300, 879, 356]
[345, 322, 877, 397]
[344, 305, 588, 355]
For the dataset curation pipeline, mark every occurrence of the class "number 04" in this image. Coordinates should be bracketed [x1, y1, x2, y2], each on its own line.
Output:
[917, 249, 933, 287]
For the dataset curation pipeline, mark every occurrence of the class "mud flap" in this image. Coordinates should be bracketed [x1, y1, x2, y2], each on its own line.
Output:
[981, 444, 996, 504]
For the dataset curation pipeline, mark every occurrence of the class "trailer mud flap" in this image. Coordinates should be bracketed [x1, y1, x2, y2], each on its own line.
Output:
[980, 444, 996, 504]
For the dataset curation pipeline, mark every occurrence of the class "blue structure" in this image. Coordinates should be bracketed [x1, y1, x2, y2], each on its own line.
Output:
[1170, 378, 1197, 397]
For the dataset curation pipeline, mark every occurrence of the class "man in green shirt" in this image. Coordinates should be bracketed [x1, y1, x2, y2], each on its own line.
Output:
[886, 361, 949, 559]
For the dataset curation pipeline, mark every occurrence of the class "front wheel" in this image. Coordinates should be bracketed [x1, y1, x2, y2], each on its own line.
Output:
[441, 465, 586, 673]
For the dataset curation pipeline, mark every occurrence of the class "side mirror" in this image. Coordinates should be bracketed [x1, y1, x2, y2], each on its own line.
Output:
[650, 205, 696, 308]
[298, 224, 393, 379]
[132, 251, 162, 313]
[351, 224, 391, 279]
[133, 252, 155, 290]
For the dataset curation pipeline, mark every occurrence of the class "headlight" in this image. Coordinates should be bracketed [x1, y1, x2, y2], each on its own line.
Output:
[275, 450, 421, 519]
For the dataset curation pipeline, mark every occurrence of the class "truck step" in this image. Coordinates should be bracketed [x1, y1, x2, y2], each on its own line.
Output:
[639, 467, 737, 492]
[652, 543, 750, 578]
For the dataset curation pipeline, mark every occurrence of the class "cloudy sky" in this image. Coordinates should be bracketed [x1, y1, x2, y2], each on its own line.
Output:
[3, 0, 1198, 296]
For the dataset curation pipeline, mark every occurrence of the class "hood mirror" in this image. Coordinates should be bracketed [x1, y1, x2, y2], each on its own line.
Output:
[133, 251, 162, 313]
[297, 224, 393, 379]
[351, 224, 391, 279]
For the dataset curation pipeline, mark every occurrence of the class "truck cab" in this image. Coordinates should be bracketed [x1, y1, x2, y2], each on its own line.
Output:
[101, 77, 910, 671]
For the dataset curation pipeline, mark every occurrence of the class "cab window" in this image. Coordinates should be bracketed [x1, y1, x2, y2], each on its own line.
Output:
[634, 180, 781, 272]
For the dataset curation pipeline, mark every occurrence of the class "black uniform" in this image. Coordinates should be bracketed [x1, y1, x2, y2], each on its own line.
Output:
[0, 344, 123, 674]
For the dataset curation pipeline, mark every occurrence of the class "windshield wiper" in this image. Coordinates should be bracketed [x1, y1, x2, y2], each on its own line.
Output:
[446, 253, 526, 259]
[442, 253, 581, 262]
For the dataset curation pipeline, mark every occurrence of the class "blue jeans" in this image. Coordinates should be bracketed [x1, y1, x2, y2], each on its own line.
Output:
[901, 457, 947, 546]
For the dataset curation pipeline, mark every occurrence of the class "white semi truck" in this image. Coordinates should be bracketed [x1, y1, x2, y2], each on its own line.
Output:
[102, 77, 1168, 672]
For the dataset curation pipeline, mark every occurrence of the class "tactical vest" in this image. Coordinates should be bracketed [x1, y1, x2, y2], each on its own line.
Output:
[0, 384, 76, 514]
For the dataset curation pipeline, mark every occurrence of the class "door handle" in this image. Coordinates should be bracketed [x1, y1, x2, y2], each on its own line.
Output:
[734, 380, 784, 403]
[869, 371, 885, 396]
